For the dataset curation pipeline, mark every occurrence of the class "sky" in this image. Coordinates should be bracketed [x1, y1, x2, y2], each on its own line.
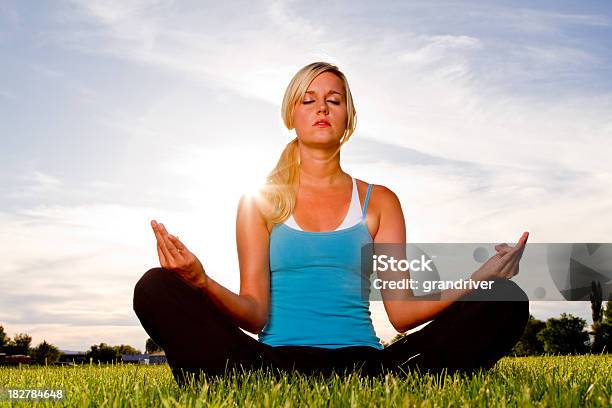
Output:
[1, 0, 611, 352]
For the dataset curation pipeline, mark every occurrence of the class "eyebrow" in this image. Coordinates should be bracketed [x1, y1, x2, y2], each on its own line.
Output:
[305, 90, 344, 96]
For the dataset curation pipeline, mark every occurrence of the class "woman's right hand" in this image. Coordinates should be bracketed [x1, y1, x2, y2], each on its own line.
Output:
[470, 232, 529, 282]
[150, 219, 207, 289]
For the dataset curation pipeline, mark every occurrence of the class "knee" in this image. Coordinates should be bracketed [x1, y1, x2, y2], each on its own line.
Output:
[464, 279, 529, 332]
[489, 278, 529, 302]
[469, 278, 528, 302]
[135, 267, 163, 296]
[133, 267, 206, 315]
[133, 267, 175, 312]
[487, 279, 529, 332]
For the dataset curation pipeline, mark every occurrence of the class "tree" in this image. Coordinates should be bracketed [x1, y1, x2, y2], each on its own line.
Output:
[113, 344, 141, 355]
[86, 343, 119, 364]
[145, 338, 162, 354]
[590, 281, 603, 324]
[537, 313, 589, 355]
[5, 333, 32, 355]
[0, 325, 8, 352]
[596, 300, 612, 353]
[605, 300, 612, 321]
[31, 341, 61, 365]
[590, 281, 605, 352]
[86, 343, 141, 364]
[511, 314, 545, 356]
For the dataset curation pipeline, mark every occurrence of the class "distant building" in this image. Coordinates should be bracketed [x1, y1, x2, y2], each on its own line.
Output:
[0, 354, 32, 366]
[58, 350, 88, 365]
[122, 353, 167, 365]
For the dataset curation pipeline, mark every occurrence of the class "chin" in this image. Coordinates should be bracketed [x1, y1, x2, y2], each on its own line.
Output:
[300, 128, 343, 141]
[300, 132, 342, 145]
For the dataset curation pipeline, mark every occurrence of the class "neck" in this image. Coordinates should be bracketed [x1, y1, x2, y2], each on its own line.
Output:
[299, 149, 349, 187]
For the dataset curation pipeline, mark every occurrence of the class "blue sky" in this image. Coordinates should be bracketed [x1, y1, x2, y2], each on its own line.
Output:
[1, 0, 611, 351]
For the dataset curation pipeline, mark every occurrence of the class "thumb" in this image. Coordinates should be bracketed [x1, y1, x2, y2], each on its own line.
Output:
[495, 243, 509, 252]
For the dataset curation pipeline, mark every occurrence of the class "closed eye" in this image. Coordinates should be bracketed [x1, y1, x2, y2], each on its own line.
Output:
[303, 100, 340, 105]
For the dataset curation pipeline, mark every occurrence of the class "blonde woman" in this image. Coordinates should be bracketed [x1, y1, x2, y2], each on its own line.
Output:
[134, 62, 529, 385]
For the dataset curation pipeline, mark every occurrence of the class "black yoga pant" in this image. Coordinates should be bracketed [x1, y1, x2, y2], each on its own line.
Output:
[133, 268, 529, 385]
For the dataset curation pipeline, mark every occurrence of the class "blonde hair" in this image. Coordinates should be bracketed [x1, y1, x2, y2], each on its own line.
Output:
[257, 61, 357, 225]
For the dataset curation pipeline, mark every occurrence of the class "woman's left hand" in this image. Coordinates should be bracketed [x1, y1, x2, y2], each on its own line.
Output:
[470, 231, 529, 281]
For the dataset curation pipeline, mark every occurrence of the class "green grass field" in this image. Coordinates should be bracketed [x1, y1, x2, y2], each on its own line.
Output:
[1, 355, 610, 407]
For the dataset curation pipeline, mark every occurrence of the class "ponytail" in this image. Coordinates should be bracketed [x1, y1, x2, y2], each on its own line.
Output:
[258, 137, 300, 224]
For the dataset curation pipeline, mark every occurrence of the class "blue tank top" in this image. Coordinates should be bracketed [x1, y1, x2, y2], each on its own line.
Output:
[259, 183, 383, 350]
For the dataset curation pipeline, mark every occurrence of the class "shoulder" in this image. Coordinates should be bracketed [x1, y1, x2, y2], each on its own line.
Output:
[236, 193, 272, 234]
[237, 193, 260, 215]
[355, 179, 404, 240]
[355, 179, 401, 210]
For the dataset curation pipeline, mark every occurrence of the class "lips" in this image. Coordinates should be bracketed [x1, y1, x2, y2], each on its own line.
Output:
[313, 119, 331, 127]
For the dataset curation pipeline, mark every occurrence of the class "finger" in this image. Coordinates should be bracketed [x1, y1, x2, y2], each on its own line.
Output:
[159, 223, 183, 258]
[496, 246, 511, 256]
[508, 232, 528, 255]
[159, 222, 175, 241]
[514, 262, 520, 276]
[495, 243, 509, 252]
[500, 244, 515, 260]
[159, 240, 176, 267]
[154, 223, 176, 264]
[498, 250, 517, 276]
[510, 259, 520, 277]
[505, 240, 527, 270]
[517, 232, 529, 259]
[151, 220, 165, 245]
[157, 242, 169, 268]
[168, 235, 189, 258]
[503, 232, 529, 254]
[500, 257, 518, 278]
[517, 231, 529, 247]
[151, 220, 170, 266]
[517, 243, 527, 259]
[168, 234, 187, 251]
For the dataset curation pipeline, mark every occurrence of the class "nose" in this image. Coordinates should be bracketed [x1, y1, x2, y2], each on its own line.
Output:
[318, 102, 328, 114]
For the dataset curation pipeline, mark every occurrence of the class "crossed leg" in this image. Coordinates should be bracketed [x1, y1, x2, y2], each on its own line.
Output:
[376, 278, 529, 376]
[133, 267, 271, 385]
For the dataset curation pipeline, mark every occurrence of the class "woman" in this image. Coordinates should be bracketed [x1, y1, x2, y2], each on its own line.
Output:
[133, 62, 529, 386]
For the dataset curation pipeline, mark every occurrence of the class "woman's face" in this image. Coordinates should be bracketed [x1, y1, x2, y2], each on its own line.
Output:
[292, 71, 348, 147]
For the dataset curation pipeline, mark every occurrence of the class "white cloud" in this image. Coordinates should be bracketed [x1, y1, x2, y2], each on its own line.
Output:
[53, 0, 611, 172]
[399, 34, 482, 66]
[5, 170, 63, 199]
[462, 6, 611, 34]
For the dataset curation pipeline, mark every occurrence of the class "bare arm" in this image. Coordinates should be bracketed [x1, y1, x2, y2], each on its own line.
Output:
[149, 194, 270, 334]
[373, 186, 527, 333]
[373, 186, 471, 332]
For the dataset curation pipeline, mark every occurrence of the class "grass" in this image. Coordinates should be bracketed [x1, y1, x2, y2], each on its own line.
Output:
[0, 355, 610, 407]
